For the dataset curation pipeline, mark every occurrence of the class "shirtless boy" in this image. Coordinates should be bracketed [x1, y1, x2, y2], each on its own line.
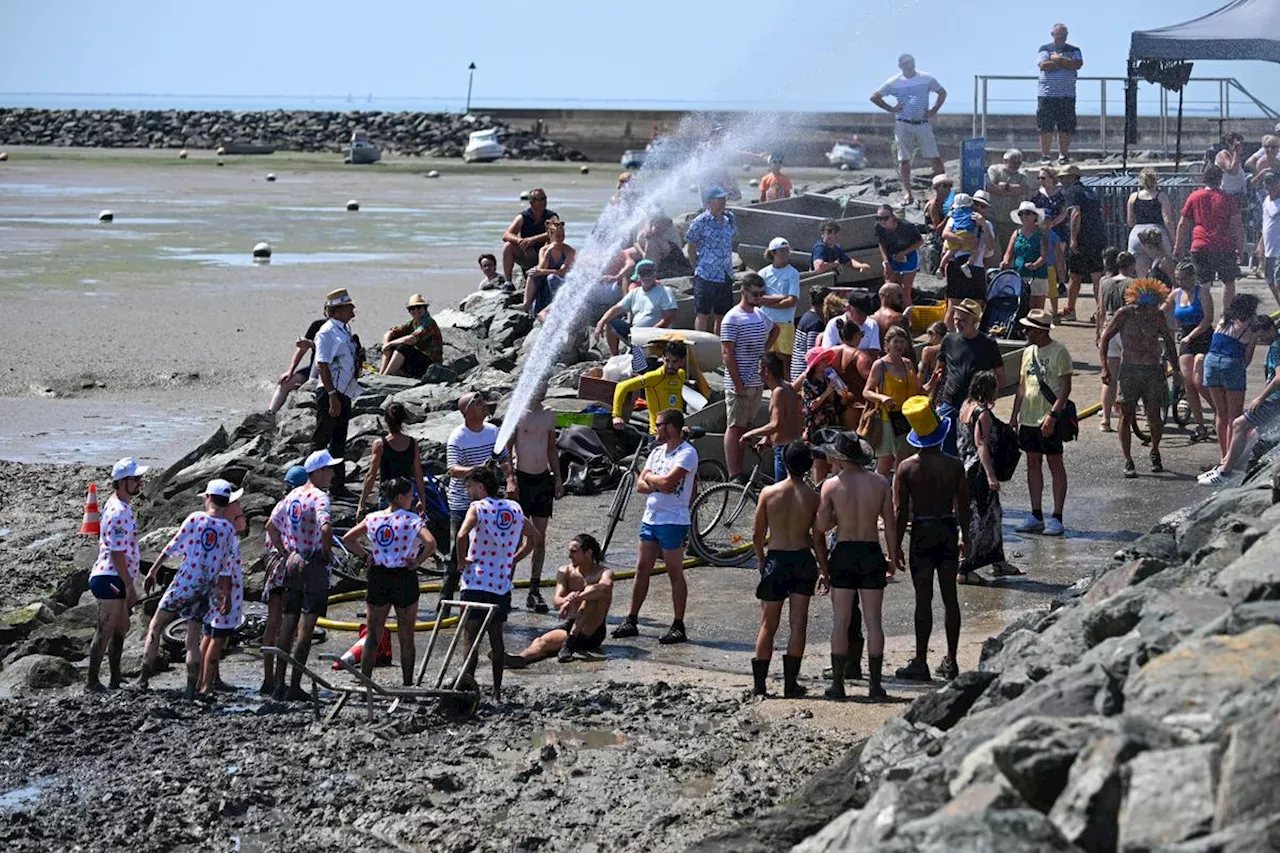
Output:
[892, 397, 970, 682]
[505, 534, 615, 667]
[741, 352, 805, 482]
[507, 385, 563, 613]
[751, 441, 821, 698]
[815, 431, 898, 701]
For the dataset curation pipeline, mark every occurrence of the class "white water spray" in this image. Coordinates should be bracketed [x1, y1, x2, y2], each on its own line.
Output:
[494, 113, 792, 449]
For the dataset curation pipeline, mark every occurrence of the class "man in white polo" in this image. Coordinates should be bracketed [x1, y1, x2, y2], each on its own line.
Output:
[871, 54, 947, 206]
[311, 288, 362, 499]
[759, 237, 800, 357]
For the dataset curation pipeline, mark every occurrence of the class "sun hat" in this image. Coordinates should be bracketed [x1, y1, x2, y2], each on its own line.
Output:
[953, 298, 983, 318]
[765, 237, 791, 260]
[971, 189, 992, 206]
[200, 478, 244, 504]
[284, 465, 308, 488]
[902, 396, 952, 449]
[110, 457, 149, 481]
[324, 288, 355, 309]
[951, 193, 973, 209]
[631, 259, 657, 281]
[405, 293, 428, 309]
[821, 431, 874, 465]
[805, 346, 838, 370]
[704, 186, 728, 201]
[1018, 308, 1055, 332]
[932, 173, 954, 187]
[1010, 201, 1046, 225]
[304, 449, 343, 473]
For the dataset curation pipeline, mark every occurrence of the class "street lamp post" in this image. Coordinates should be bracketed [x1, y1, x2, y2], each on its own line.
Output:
[465, 62, 476, 115]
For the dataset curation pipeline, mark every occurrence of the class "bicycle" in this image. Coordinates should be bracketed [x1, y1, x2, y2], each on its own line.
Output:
[599, 422, 727, 559]
[687, 443, 775, 568]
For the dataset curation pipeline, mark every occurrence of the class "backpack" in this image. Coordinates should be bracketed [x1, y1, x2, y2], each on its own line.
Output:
[556, 426, 620, 496]
[980, 406, 1022, 482]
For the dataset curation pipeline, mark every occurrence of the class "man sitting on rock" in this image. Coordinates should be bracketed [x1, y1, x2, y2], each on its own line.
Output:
[811, 219, 872, 278]
[594, 259, 678, 372]
[501, 188, 557, 284]
[505, 534, 614, 667]
[477, 253, 511, 292]
[379, 293, 443, 378]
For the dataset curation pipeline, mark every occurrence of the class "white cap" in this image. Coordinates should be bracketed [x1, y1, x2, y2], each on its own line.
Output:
[200, 478, 244, 503]
[111, 457, 149, 481]
[952, 192, 974, 209]
[931, 173, 954, 187]
[767, 237, 790, 252]
[898, 53, 915, 67]
[304, 449, 344, 473]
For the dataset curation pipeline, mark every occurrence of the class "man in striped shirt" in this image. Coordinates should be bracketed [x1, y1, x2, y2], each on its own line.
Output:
[721, 273, 779, 480]
[871, 54, 947, 206]
[790, 287, 829, 382]
[444, 392, 515, 602]
[1037, 23, 1084, 166]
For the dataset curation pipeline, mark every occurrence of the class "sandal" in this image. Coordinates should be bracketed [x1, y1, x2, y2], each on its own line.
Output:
[957, 572, 989, 586]
[611, 617, 639, 639]
[1150, 449, 1164, 474]
[1123, 460, 1137, 479]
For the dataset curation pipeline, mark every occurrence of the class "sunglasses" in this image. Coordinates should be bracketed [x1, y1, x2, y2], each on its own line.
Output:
[875, 214, 893, 221]
[1019, 211, 1038, 217]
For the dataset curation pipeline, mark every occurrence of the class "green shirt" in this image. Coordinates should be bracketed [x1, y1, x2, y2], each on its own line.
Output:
[389, 315, 443, 363]
[1020, 339, 1072, 426]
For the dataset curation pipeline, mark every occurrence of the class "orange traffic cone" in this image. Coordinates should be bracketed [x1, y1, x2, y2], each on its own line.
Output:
[332, 624, 393, 670]
[79, 483, 100, 536]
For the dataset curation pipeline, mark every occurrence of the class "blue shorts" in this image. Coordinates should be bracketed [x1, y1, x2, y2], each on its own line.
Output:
[638, 522, 689, 551]
[773, 445, 787, 483]
[889, 250, 920, 274]
[1203, 352, 1247, 391]
[693, 276, 733, 316]
[89, 574, 127, 600]
[1244, 398, 1280, 429]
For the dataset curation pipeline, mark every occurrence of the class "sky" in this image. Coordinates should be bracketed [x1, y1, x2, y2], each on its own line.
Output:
[2, 0, 1277, 117]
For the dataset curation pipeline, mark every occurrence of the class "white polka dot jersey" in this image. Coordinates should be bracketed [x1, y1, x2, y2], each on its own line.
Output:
[365, 508, 425, 568]
[462, 497, 524, 596]
[90, 495, 140, 581]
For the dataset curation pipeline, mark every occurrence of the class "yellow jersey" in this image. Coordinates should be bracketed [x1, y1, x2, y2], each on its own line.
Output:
[612, 367, 687, 435]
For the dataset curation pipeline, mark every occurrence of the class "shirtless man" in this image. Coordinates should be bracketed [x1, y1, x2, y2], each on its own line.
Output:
[893, 397, 970, 682]
[1098, 279, 1177, 478]
[506, 385, 563, 614]
[815, 431, 898, 701]
[871, 283, 911, 355]
[741, 352, 804, 483]
[505, 534, 614, 667]
[751, 441, 821, 698]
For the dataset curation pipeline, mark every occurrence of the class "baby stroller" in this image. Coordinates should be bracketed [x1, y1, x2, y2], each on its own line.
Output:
[981, 269, 1030, 340]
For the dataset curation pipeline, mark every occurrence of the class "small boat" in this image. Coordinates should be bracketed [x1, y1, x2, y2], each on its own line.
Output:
[826, 140, 867, 170]
[620, 149, 646, 170]
[463, 129, 505, 163]
[345, 129, 381, 165]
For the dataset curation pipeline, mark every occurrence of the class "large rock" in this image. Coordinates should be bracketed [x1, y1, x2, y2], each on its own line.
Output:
[859, 717, 943, 783]
[1213, 707, 1280, 830]
[0, 654, 78, 692]
[1193, 601, 1280, 638]
[862, 808, 1083, 852]
[387, 383, 465, 419]
[949, 716, 1106, 810]
[1175, 484, 1274, 561]
[1211, 526, 1280, 603]
[0, 602, 55, 644]
[1082, 557, 1170, 605]
[903, 670, 996, 731]
[1117, 745, 1218, 851]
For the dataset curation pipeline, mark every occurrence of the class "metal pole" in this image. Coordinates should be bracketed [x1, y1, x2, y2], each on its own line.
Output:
[1225, 79, 1231, 125]
[972, 76, 979, 137]
[981, 78, 988, 139]
[465, 62, 476, 114]
[1100, 78, 1107, 156]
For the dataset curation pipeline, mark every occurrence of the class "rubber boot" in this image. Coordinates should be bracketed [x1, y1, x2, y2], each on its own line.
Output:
[782, 655, 807, 699]
[868, 655, 887, 701]
[846, 633, 865, 681]
[824, 654, 847, 701]
[751, 658, 770, 696]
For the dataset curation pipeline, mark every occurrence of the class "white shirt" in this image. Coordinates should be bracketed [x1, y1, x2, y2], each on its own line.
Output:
[90, 495, 140, 581]
[876, 71, 943, 122]
[822, 315, 881, 352]
[1263, 195, 1280, 258]
[463, 497, 525, 595]
[641, 441, 699, 526]
[619, 283, 677, 327]
[269, 484, 332, 555]
[760, 264, 800, 325]
[446, 423, 506, 512]
[311, 318, 363, 399]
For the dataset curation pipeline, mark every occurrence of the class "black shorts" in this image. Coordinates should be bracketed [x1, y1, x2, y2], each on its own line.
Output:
[282, 555, 330, 617]
[563, 620, 606, 651]
[909, 517, 959, 576]
[387, 345, 433, 379]
[1036, 96, 1077, 134]
[1067, 244, 1104, 277]
[829, 541, 888, 590]
[367, 565, 420, 609]
[756, 549, 818, 601]
[516, 470, 555, 518]
[945, 262, 987, 302]
[1178, 325, 1211, 357]
[460, 588, 511, 623]
[693, 275, 734, 316]
[1018, 423, 1064, 456]
[1191, 250, 1240, 285]
[202, 624, 235, 639]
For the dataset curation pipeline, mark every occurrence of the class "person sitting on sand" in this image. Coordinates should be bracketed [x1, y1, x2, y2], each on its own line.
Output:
[136, 479, 243, 699]
[268, 307, 328, 414]
[85, 457, 147, 693]
[523, 217, 575, 317]
[501, 188, 557, 285]
[505, 534, 615, 668]
[379, 294, 443, 379]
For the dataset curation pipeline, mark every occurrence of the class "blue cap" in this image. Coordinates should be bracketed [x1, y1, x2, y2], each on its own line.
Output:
[631, 259, 657, 281]
[704, 186, 728, 201]
[284, 465, 308, 488]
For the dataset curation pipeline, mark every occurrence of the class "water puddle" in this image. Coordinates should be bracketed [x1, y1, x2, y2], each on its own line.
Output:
[0, 777, 58, 811]
[532, 728, 627, 751]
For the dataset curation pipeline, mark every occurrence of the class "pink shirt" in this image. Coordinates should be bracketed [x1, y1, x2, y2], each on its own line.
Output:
[90, 495, 140, 581]
[462, 498, 524, 596]
[366, 508, 424, 568]
[269, 485, 332, 555]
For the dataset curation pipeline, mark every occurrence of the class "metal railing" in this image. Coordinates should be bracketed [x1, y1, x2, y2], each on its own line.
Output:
[972, 75, 1278, 156]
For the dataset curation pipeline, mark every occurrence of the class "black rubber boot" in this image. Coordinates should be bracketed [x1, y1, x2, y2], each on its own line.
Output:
[847, 632, 865, 681]
[751, 658, 770, 696]
[868, 655, 887, 701]
[824, 654, 847, 701]
[782, 655, 807, 698]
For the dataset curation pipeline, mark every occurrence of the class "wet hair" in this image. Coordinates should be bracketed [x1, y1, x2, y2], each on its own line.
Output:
[822, 293, 846, 321]
[783, 440, 813, 478]
[1223, 293, 1261, 325]
[1138, 168, 1160, 191]
[1202, 164, 1224, 187]
[467, 465, 500, 497]
[820, 219, 840, 234]
[477, 253, 497, 266]
[1101, 247, 1121, 275]
[877, 203, 897, 218]
[759, 352, 785, 380]
[663, 340, 687, 360]
[884, 325, 910, 350]
[1116, 251, 1137, 272]
[384, 401, 408, 434]
[837, 317, 863, 345]
[570, 533, 603, 562]
[381, 476, 413, 503]
[657, 408, 684, 430]
[810, 286, 829, 309]
[967, 370, 998, 404]
[927, 320, 948, 338]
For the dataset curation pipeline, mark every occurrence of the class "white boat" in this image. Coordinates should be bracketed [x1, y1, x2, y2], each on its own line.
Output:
[463, 129, 505, 163]
[826, 141, 867, 170]
[345, 129, 381, 165]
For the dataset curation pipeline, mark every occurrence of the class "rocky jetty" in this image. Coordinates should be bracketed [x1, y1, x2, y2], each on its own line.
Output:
[0, 108, 587, 161]
[692, 455, 1280, 852]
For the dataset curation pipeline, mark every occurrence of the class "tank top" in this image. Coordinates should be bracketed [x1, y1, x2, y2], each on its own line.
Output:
[1132, 192, 1164, 226]
[1012, 231, 1047, 279]
[1208, 325, 1248, 360]
[1172, 286, 1204, 329]
[1220, 161, 1247, 196]
[379, 435, 417, 481]
[878, 361, 915, 422]
[544, 247, 567, 271]
[365, 508, 424, 568]
[462, 497, 524, 595]
[518, 207, 557, 239]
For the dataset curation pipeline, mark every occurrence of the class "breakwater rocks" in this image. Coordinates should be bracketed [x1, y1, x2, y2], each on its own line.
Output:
[691, 454, 1280, 853]
[0, 108, 587, 161]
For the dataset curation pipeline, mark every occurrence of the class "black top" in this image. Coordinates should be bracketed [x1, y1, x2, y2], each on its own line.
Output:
[519, 207, 559, 239]
[301, 318, 325, 372]
[941, 331, 1003, 408]
[1062, 183, 1107, 247]
[379, 436, 418, 482]
[1132, 193, 1164, 227]
[876, 220, 923, 257]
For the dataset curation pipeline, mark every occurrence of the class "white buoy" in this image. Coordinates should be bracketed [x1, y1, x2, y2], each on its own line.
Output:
[98, 210, 114, 223]
[216, 146, 226, 156]
[266, 173, 276, 182]
[178, 149, 188, 159]
[252, 241, 272, 260]
[426, 170, 440, 178]
[519, 190, 530, 201]
[749, 178, 759, 187]
[839, 163, 851, 171]
[345, 199, 359, 211]
[580, 165, 590, 174]
[0, 152, 8, 162]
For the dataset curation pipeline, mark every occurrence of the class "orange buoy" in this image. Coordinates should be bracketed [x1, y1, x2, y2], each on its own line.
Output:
[79, 483, 101, 535]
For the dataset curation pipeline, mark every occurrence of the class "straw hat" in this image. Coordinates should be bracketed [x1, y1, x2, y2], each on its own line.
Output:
[325, 288, 355, 309]
[405, 293, 429, 309]
[820, 431, 874, 465]
[953, 298, 982, 318]
[1018, 309, 1055, 331]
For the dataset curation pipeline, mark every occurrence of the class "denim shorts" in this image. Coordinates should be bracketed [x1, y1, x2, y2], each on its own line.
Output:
[1202, 352, 1247, 391]
[1244, 398, 1280, 429]
[638, 522, 689, 551]
[889, 250, 920, 274]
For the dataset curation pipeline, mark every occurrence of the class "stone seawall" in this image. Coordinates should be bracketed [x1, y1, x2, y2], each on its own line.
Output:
[0, 108, 587, 161]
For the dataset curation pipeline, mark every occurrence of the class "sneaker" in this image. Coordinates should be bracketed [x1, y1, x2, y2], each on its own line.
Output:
[1150, 449, 1163, 474]
[526, 589, 549, 614]
[1043, 517, 1065, 536]
[1039, 156, 1052, 166]
[1200, 467, 1242, 487]
[1099, 420, 1114, 433]
[935, 657, 959, 680]
[1057, 155, 1071, 165]
[1015, 516, 1045, 534]
[557, 639, 576, 663]
[658, 622, 688, 645]
[611, 617, 639, 639]
[1060, 309, 1077, 322]
[1123, 460, 1137, 479]
[894, 658, 932, 682]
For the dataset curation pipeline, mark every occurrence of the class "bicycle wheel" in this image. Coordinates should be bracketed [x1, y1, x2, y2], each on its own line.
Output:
[329, 538, 369, 586]
[696, 458, 729, 490]
[601, 470, 637, 556]
[688, 483, 758, 567]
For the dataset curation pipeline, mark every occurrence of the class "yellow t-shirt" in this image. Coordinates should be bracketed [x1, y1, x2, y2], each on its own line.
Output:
[612, 367, 687, 435]
[1020, 340, 1073, 426]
